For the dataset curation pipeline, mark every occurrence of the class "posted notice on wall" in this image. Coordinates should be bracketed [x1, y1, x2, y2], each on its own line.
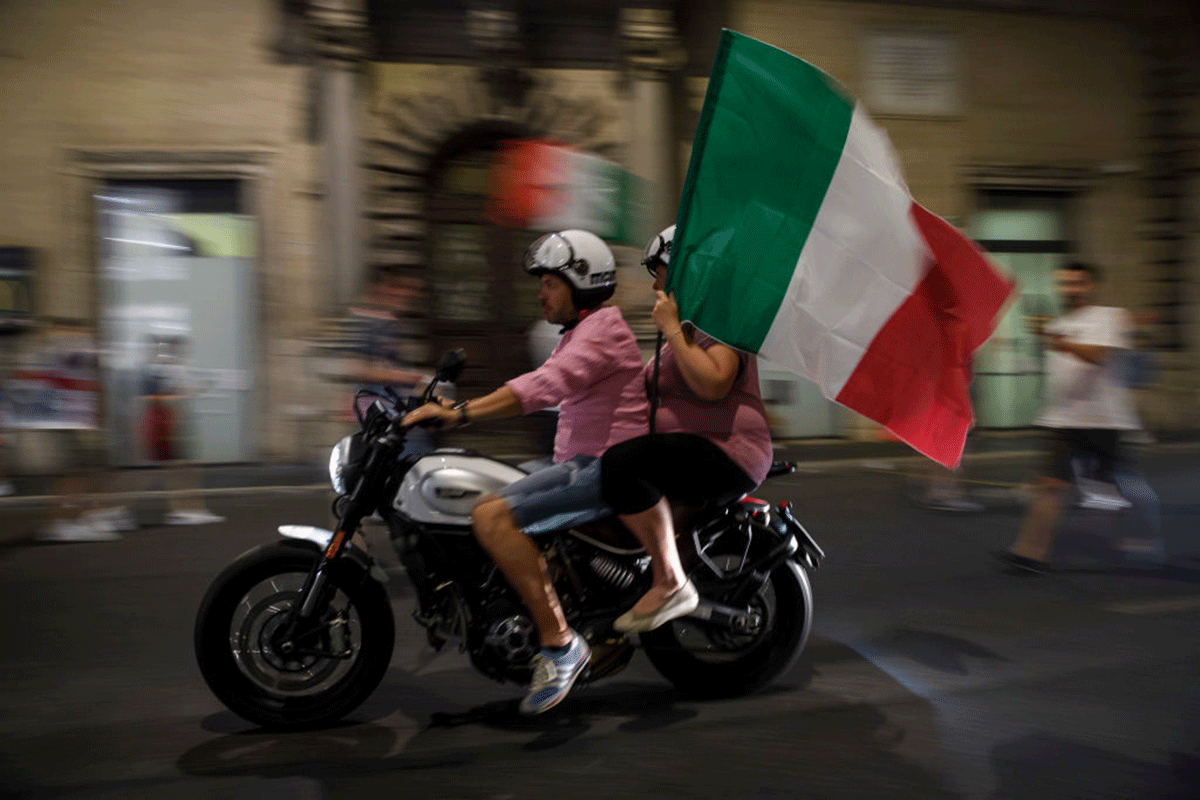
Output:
[2, 330, 99, 430]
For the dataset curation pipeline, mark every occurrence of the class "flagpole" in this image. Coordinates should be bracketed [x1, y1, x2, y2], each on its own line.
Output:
[649, 330, 662, 436]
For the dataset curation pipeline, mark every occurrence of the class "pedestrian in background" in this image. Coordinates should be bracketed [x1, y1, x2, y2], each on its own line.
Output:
[914, 363, 982, 512]
[139, 335, 224, 526]
[34, 322, 122, 541]
[0, 384, 14, 496]
[341, 271, 436, 452]
[994, 262, 1161, 573]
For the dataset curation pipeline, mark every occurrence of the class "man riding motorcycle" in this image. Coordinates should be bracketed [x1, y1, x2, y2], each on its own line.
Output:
[402, 229, 648, 714]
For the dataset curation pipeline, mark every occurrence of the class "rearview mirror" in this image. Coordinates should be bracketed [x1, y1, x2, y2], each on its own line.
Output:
[436, 349, 466, 383]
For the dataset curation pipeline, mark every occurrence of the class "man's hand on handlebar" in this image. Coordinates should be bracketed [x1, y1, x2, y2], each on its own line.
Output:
[401, 398, 462, 429]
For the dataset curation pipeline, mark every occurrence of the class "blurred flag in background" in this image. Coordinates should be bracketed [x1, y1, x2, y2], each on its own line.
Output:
[488, 139, 647, 244]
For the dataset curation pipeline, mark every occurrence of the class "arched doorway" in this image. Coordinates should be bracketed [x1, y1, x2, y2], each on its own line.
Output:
[424, 130, 546, 398]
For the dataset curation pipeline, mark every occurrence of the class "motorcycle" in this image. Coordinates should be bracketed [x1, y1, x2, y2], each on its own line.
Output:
[194, 350, 825, 729]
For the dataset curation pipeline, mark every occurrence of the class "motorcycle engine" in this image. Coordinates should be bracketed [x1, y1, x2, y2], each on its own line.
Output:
[469, 600, 538, 684]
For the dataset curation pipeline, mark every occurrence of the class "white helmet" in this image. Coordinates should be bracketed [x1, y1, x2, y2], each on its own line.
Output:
[641, 224, 675, 277]
[524, 229, 616, 310]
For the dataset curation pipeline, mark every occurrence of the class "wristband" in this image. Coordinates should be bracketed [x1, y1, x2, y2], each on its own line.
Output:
[451, 400, 471, 426]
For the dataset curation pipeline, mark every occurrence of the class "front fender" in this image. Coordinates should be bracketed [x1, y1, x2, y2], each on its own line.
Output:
[277, 525, 388, 584]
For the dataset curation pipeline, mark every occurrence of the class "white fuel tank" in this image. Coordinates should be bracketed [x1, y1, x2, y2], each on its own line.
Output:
[394, 449, 527, 525]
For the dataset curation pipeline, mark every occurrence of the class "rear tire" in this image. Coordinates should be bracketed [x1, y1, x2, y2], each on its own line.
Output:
[641, 555, 812, 699]
[194, 541, 394, 729]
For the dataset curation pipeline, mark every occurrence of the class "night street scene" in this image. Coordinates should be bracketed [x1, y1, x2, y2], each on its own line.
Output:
[1, 1, 1199, 799]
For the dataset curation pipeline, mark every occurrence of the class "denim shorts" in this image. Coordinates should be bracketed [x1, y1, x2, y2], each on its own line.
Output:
[498, 455, 612, 535]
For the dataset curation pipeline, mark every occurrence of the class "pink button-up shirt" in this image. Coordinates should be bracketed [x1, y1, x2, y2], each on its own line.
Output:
[506, 306, 649, 462]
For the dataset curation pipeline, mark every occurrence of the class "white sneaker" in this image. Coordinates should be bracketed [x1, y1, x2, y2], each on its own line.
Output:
[165, 509, 226, 526]
[1077, 492, 1132, 511]
[107, 507, 138, 532]
[920, 496, 984, 512]
[83, 511, 117, 535]
[38, 519, 121, 543]
[1076, 479, 1131, 511]
[0, 481, 14, 497]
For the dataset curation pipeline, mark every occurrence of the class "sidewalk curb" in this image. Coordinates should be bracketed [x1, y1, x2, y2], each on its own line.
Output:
[1, 440, 1195, 511]
[785, 449, 1042, 474]
[0, 483, 330, 510]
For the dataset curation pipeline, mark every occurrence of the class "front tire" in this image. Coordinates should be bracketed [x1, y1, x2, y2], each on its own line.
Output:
[641, 554, 812, 699]
[194, 541, 394, 729]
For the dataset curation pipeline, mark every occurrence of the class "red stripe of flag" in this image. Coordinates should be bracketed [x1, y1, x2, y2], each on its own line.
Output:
[487, 139, 567, 228]
[835, 204, 1016, 468]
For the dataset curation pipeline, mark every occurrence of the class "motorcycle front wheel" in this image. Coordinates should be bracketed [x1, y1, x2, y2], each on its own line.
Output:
[641, 551, 812, 699]
[194, 541, 395, 730]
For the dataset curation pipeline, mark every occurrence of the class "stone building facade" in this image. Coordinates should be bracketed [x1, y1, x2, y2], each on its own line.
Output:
[0, 0, 1195, 469]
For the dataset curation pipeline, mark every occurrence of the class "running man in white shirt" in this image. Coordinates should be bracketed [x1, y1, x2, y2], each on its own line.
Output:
[995, 262, 1159, 573]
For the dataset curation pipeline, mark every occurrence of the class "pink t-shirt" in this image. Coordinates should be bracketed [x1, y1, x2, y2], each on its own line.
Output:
[506, 305, 649, 462]
[649, 330, 773, 485]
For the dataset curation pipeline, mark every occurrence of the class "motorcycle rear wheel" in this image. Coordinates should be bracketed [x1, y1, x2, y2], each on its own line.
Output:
[194, 541, 395, 730]
[641, 552, 812, 699]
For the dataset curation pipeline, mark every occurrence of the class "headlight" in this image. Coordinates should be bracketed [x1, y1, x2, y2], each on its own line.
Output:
[329, 435, 354, 494]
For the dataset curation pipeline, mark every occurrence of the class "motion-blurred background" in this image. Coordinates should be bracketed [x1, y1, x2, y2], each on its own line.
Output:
[0, 0, 1197, 473]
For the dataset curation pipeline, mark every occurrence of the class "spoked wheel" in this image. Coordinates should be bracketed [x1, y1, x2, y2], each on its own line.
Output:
[194, 541, 394, 729]
[641, 550, 812, 699]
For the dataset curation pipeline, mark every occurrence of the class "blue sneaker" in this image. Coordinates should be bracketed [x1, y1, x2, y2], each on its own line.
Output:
[519, 631, 591, 715]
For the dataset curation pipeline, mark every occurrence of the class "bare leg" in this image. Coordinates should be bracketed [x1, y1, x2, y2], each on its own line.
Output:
[167, 462, 201, 513]
[928, 463, 965, 501]
[1010, 476, 1068, 562]
[471, 495, 571, 648]
[618, 498, 690, 615]
[51, 472, 91, 523]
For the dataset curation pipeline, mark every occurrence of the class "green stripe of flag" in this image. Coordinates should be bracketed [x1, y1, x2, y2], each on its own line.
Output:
[669, 30, 855, 352]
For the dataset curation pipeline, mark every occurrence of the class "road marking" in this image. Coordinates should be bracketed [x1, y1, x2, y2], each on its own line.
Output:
[1104, 596, 1200, 615]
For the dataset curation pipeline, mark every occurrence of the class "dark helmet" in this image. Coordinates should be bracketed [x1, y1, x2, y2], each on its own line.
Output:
[524, 229, 616, 311]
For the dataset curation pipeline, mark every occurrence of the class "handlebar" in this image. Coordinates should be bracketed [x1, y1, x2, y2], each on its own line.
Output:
[353, 347, 466, 432]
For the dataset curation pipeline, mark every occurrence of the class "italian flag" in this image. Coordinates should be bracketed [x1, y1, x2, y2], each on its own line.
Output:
[488, 139, 643, 244]
[670, 31, 1015, 467]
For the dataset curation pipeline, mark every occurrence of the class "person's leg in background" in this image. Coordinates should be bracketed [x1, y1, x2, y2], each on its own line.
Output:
[917, 461, 983, 512]
[152, 398, 223, 526]
[0, 432, 13, 496]
[78, 428, 138, 534]
[914, 415, 981, 512]
[1007, 474, 1070, 566]
[1109, 436, 1164, 564]
[995, 430, 1075, 572]
[39, 430, 117, 542]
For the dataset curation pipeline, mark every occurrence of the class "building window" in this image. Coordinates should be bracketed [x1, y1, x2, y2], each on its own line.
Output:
[970, 191, 1072, 428]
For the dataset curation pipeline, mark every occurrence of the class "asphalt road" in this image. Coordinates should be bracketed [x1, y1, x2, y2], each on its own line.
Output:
[1, 448, 1198, 799]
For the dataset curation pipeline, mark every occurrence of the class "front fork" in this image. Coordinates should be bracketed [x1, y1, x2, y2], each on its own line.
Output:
[282, 440, 392, 646]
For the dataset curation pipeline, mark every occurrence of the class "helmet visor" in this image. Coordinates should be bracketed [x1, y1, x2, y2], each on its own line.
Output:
[525, 233, 576, 274]
[641, 232, 669, 278]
